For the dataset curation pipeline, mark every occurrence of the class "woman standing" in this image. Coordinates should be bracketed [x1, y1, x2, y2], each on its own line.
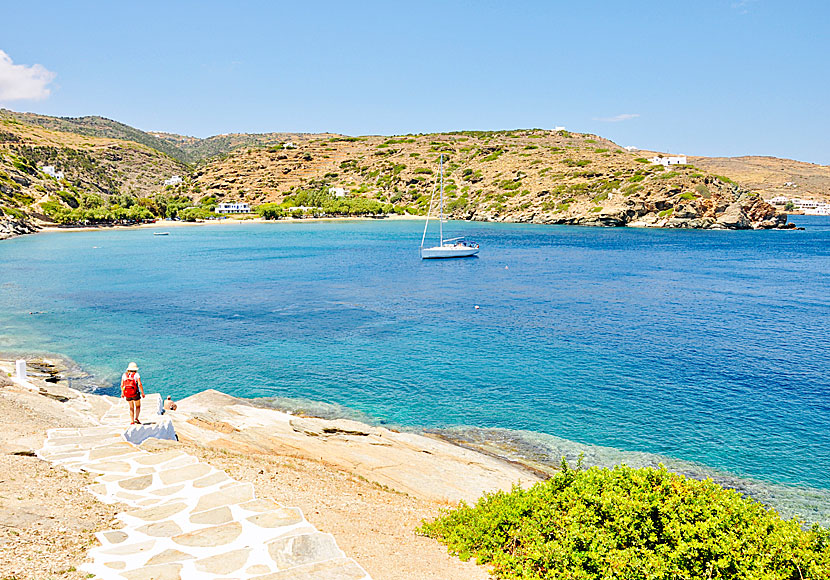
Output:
[120, 362, 145, 425]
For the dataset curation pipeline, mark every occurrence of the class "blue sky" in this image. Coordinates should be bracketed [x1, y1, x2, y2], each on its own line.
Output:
[1, 1, 828, 164]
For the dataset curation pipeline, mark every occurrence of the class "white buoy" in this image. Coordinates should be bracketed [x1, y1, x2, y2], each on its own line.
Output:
[474, 305, 480, 310]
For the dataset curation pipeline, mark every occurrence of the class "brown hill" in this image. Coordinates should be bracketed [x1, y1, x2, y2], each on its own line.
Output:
[0, 111, 794, 238]
[686, 155, 830, 202]
[191, 129, 789, 230]
[0, 116, 187, 237]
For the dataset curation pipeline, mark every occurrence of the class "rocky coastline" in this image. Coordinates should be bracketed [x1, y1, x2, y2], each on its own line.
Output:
[0, 217, 37, 240]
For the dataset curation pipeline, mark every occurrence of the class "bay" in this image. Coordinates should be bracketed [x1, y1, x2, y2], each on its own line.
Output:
[1, 217, 828, 521]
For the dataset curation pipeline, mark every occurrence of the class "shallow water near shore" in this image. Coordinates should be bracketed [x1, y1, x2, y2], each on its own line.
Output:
[1, 217, 829, 523]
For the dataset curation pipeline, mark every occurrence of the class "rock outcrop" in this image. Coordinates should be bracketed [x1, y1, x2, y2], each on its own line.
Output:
[0, 217, 36, 240]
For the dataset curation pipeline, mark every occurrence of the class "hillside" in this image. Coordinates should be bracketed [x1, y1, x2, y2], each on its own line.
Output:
[687, 155, 830, 202]
[0, 109, 190, 165]
[0, 108, 795, 238]
[149, 130, 340, 164]
[0, 116, 188, 237]
[190, 129, 788, 229]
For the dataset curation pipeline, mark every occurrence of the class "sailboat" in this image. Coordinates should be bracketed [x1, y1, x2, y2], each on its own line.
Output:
[420, 155, 480, 259]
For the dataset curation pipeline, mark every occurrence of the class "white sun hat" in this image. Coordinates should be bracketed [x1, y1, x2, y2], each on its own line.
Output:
[126, 362, 139, 371]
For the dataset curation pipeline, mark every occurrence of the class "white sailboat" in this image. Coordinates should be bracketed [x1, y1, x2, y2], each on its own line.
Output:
[420, 155, 480, 259]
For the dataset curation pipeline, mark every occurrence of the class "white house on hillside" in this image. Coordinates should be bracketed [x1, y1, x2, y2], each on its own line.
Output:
[41, 165, 64, 180]
[328, 187, 348, 198]
[283, 142, 297, 149]
[649, 155, 687, 166]
[164, 175, 183, 186]
[215, 202, 252, 214]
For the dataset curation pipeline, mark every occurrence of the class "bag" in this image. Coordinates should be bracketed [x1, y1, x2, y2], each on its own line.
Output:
[123, 372, 138, 398]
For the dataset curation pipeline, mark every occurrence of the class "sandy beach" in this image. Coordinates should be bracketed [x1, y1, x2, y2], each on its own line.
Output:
[0, 357, 538, 579]
[31, 213, 424, 237]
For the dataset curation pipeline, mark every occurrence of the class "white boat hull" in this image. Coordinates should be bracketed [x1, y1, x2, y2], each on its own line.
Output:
[421, 245, 480, 259]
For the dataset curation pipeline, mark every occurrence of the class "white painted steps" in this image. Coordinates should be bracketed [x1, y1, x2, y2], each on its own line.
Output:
[37, 395, 371, 580]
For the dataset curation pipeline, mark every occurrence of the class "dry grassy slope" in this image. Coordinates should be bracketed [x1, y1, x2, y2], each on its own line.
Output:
[150, 130, 341, 164]
[686, 155, 830, 202]
[0, 118, 188, 216]
[194, 129, 788, 229]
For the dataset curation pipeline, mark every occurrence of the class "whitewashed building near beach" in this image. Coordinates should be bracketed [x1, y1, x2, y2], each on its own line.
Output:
[40, 165, 64, 180]
[215, 202, 252, 214]
[791, 199, 830, 215]
[770, 196, 790, 205]
[649, 155, 687, 166]
[328, 187, 348, 198]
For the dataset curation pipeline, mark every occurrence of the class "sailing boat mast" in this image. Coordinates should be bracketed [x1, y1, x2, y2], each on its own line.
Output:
[439, 154, 444, 245]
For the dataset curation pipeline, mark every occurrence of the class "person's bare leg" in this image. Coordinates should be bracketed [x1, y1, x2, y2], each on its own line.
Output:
[128, 400, 136, 424]
[135, 399, 141, 424]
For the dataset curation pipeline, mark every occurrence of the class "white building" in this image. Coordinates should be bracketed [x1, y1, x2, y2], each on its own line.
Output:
[623, 146, 639, 152]
[164, 175, 183, 186]
[649, 155, 687, 166]
[41, 165, 64, 180]
[283, 141, 297, 149]
[214, 202, 252, 214]
[769, 196, 789, 205]
[328, 187, 348, 198]
[554, 126, 566, 131]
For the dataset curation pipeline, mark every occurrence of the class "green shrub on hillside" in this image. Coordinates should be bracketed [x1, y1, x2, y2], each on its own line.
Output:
[499, 180, 521, 191]
[482, 149, 504, 162]
[420, 464, 830, 580]
[563, 158, 591, 168]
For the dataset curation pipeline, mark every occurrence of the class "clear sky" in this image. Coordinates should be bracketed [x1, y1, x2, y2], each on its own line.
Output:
[1, 1, 828, 164]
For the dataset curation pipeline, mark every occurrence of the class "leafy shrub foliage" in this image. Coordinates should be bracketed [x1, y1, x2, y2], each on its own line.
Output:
[419, 464, 830, 580]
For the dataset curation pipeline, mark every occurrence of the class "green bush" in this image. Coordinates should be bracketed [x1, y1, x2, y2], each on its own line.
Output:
[256, 203, 285, 220]
[420, 464, 830, 580]
[414, 167, 433, 175]
[178, 207, 214, 221]
[482, 149, 504, 162]
[563, 158, 591, 168]
[634, 157, 650, 163]
[695, 184, 711, 198]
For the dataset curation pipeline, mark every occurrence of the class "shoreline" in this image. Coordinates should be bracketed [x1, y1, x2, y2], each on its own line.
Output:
[4, 352, 830, 528]
[0, 361, 503, 579]
[4, 210, 816, 243]
[31, 213, 424, 236]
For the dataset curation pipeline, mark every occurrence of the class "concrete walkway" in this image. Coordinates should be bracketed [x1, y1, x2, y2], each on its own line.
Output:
[36, 393, 371, 580]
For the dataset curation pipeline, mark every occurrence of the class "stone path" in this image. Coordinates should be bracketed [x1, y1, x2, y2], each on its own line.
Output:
[36, 394, 371, 580]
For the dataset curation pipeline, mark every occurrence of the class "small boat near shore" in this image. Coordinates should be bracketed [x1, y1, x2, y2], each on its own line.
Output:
[420, 155, 479, 259]
[153, 232, 170, 236]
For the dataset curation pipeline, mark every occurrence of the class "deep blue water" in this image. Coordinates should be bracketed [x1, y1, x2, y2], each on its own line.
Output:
[1, 217, 828, 520]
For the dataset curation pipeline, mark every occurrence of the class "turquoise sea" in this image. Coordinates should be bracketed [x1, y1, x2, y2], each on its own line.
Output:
[1, 217, 829, 523]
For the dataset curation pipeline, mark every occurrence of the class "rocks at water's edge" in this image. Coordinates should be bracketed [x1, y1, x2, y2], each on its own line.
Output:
[466, 190, 794, 230]
[0, 218, 37, 240]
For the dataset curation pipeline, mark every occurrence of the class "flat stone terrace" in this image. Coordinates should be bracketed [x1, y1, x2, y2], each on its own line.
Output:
[36, 393, 371, 580]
